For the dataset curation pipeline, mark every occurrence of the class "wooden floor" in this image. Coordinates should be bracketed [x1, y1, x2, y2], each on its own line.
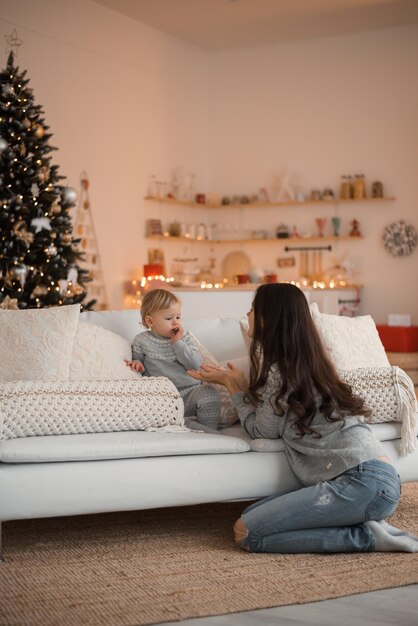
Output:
[158, 585, 418, 626]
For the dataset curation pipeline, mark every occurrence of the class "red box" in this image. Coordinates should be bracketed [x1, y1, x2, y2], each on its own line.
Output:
[376, 325, 418, 352]
[143, 264, 164, 277]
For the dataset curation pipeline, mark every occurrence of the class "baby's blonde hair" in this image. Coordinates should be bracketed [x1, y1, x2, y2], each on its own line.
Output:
[140, 289, 180, 326]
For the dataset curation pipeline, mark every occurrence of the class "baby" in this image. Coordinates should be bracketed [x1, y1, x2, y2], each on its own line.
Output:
[125, 289, 220, 431]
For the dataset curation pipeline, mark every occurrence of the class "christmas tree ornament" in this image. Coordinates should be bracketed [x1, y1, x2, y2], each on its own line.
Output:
[13, 220, 34, 245]
[45, 244, 57, 257]
[22, 118, 31, 129]
[33, 284, 48, 296]
[67, 267, 78, 284]
[50, 201, 61, 214]
[58, 279, 68, 293]
[2, 83, 14, 96]
[31, 217, 51, 232]
[67, 282, 84, 296]
[8, 262, 28, 285]
[61, 233, 72, 245]
[0, 137, 8, 152]
[32, 123, 45, 139]
[61, 186, 77, 205]
[30, 183, 39, 197]
[38, 165, 50, 183]
[0, 295, 19, 309]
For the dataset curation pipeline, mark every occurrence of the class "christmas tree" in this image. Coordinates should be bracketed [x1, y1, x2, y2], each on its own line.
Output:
[0, 50, 94, 310]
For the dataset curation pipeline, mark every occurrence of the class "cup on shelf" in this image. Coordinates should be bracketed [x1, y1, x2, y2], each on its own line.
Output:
[264, 274, 277, 283]
[233, 274, 250, 284]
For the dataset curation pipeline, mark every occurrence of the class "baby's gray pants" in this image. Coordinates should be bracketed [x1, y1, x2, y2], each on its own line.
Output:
[180, 383, 220, 430]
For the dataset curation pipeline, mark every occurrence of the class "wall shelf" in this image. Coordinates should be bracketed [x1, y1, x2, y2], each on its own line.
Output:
[146, 235, 363, 244]
[144, 195, 395, 209]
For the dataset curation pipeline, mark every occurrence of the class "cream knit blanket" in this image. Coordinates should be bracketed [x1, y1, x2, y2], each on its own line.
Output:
[340, 366, 417, 455]
[0, 378, 185, 439]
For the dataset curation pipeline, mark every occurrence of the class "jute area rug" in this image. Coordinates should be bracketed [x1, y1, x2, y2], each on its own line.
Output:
[1, 484, 418, 626]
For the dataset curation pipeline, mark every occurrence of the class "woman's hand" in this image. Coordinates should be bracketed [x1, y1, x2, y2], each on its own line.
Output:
[187, 364, 246, 395]
[224, 361, 248, 393]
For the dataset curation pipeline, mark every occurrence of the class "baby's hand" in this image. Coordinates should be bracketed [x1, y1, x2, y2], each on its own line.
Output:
[124, 359, 145, 373]
[170, 325, 184, 343]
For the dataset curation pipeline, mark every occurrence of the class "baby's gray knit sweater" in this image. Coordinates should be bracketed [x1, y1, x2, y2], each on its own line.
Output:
[231, 365, 383, 487]
[132, 330, 202, 391]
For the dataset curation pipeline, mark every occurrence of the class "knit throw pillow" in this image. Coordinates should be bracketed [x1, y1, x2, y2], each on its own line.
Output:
[339, 366, 417, 455]
[0, 378, 185, 439]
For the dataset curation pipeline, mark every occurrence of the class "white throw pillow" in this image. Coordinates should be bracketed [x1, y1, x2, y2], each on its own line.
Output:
[189, 331, 240, 427]
[0, 304, 80, 382]
[69, 322, 138, 380]
[239, 316, 252, 353]
[0, 378, 185, 439]
[310, 303, 390, 371]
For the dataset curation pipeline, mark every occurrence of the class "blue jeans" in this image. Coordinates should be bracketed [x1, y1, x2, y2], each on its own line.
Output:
[241, 459, 401, 553]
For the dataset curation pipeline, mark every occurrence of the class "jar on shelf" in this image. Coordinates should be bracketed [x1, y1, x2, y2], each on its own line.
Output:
[340, 176, 352, 199]
[354, 175, 366, 199]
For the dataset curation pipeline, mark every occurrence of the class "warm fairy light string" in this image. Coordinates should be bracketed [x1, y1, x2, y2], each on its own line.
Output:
[126, 275, 351, 305]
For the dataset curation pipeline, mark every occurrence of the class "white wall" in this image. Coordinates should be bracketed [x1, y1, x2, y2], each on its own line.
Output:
[1, 2, 417, 322]
[208, 25, 418, 323]
[0, 0, 210, 308]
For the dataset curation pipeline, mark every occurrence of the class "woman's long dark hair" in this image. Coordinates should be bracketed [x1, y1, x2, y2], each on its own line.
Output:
[247, 283, 370, 437]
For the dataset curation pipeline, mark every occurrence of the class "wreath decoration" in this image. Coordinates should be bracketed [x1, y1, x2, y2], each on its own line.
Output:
[383, 220, 417, 257]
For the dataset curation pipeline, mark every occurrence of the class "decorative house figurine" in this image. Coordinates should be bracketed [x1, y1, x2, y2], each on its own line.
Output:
[276, 223, 290, 238]
[349, 219, 362, 237]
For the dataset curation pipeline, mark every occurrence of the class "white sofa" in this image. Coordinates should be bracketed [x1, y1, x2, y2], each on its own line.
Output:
[1, 309, 417, 560]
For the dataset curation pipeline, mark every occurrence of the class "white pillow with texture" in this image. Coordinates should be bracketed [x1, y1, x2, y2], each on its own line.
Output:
[69, 322, 138, 380]
[310, 303, 390, 371]
[239, 316, 252, 353]
[189, 331, 240, 428]
[0, 304, 80, 382]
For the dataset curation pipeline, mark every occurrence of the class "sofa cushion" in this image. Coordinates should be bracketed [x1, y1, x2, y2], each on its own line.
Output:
[69, 322, 138, 380]
[81, 310, 248, 363]
[0, 429, 251, 463]
[243, 422, 418, 453]
[81, 308, 141, 343]
[0, 304, 80, 382]
[0, 379, 184, 440]
[310, 302, 389, 371]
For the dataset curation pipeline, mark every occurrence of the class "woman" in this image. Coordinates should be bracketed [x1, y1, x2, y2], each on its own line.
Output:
[188, 283, 418, 553]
